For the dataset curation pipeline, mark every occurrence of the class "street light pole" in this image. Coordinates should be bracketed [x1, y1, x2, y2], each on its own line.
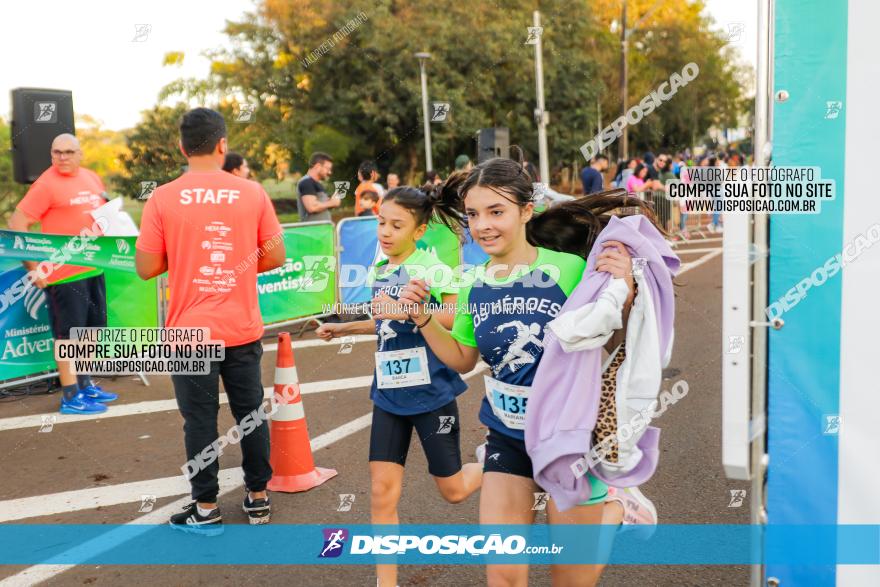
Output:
[533, 11, 550, 184]
[415, 52, 433, 172]
[620, 0, 665, 162]
[620, 1, 628, 161]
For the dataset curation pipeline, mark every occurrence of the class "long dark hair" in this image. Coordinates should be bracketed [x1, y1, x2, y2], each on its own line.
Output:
[429, 156, 665, 260]
[632, 163, 649, 180]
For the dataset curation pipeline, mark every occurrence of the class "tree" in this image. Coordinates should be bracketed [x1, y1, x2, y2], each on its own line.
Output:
[124, 0, 748, 190]
[0, 118, 28, 222]
[177, 0, 605, 183]
[76, 115, 130, 188]
[589, 0, 750, 156]
[118, 104, 189, 198]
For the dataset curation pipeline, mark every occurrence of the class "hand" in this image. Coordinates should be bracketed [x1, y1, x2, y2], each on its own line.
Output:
[370, 292, 410, 321]
[596, 240, 635, 306]
[398, 278, 431, 322]
[316, 323, 345, 341]
[328, 197, 342, 208]
[23, 264, 48, 288]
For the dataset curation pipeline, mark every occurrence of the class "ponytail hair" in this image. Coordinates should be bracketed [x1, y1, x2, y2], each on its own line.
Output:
[526, 188, 665, 259]
[428, 155, 535, 220]
[380, 180, 468, 235]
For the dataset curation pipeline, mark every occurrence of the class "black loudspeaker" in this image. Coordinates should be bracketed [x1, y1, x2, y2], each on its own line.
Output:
[11, 88, 75, 184]
[475, 128, 509, 163]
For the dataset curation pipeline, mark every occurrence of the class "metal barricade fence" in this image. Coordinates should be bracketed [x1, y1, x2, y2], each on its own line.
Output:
[641, 190, 708, 233]
[643, 190, 673, 233]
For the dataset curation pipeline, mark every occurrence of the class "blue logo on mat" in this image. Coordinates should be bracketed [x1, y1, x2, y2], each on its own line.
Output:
[319, 528, 348, 558]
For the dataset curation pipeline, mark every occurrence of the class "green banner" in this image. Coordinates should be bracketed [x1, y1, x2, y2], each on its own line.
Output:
[257, 223, 336, 324]
[418, 221, 462, 269]
[0, 229, 137, 273]
[106, 270, 158, 328]
[0, 230, 158, 383]
[0, 260, 55, 380]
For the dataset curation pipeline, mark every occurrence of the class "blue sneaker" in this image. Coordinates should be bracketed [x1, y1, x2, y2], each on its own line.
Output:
[60, 392, 108, 415]
[80, 385, 118, 403]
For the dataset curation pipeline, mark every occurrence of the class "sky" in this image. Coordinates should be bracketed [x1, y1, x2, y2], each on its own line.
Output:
[0, 0, 757, 131]
[704, 0, 758, 70]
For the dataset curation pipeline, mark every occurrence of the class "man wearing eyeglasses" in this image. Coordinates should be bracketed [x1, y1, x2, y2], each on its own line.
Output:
[7, 133, 118, 415]
[648, 154, 667, 182]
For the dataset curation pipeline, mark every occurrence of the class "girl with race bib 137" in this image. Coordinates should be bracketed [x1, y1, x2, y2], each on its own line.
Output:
[316, 186, 483, 587]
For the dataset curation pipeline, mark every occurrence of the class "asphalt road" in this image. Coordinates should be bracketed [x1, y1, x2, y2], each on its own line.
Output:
[0, 233, 750, 586]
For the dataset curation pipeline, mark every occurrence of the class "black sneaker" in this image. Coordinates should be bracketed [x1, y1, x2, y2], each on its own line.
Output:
[169, 502, 223, 535]
[243, 491, 271, 525]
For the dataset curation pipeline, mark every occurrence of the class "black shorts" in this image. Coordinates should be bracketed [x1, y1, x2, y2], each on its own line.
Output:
[482, 428, 609, 505]
[44, 273, 108, 339]
[482, 427, 535, 478]
[369, 400, 462, 478]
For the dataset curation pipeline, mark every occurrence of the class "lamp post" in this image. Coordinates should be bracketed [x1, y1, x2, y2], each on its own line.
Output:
[532, 11, 550, 184]
[620, 0, 665, 160]
[620, 1, 629, 161]
[414, 52, 433, 172]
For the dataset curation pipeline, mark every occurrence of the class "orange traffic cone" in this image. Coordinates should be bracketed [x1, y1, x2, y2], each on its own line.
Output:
[267, 332, 338, 492]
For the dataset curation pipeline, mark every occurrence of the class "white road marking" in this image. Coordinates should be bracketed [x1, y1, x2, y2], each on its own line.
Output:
[0, 412, 374, 585]
[673, 247, 723, 255]
[679, 249, 723, 273]
[0, 364, 486, 522]
[0, 364, 488, 585]
[0, 411, 375, 524]
[670, 236, 723, 247]
[0, 333, 377, 433]
[263, 334, 376, 353]
[0, 376, 375, 433]
[295, 376, 373, 395]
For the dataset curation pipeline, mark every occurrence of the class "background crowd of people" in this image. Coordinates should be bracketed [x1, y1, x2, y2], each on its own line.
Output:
[580, 148, 750, 237]
[266, 143, 748, 242]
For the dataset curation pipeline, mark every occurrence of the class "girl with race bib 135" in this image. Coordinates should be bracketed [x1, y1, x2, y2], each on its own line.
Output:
[396, 157, 663, 587]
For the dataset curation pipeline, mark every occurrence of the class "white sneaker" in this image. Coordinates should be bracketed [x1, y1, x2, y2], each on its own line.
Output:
[606, 486, 657, 538]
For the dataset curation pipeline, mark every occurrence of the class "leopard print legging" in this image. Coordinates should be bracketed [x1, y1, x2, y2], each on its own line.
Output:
[592, 341, 626, 463]
[591, 281, 638, 464]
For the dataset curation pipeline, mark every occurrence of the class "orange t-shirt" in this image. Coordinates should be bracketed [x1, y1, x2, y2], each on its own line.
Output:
[135, 170, 283, 347]
[354, 182, 382, 215]
[16, 166, 107, 284]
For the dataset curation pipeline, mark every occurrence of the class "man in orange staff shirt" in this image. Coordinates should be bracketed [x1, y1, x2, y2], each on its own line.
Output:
[136, 108, 285, 531]
[8, 133, 118, 415]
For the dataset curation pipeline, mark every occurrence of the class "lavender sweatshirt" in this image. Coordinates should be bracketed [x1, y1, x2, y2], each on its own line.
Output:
[524, 215, 680, 511]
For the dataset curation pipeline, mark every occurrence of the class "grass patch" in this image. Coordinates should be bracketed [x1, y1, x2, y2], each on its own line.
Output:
[262, 177, 299, 200]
